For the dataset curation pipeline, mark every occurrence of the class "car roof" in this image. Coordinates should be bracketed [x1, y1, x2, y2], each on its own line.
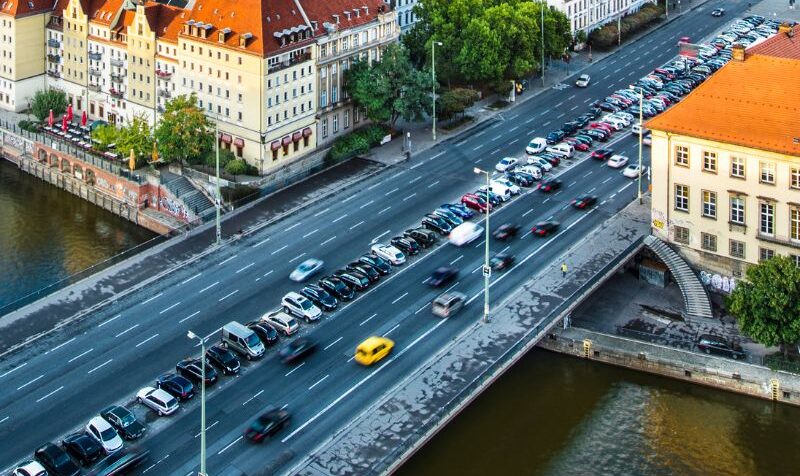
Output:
[358, 336, 392, 350]
[284, 291, 303, 300]
[89, 416, 112, 429]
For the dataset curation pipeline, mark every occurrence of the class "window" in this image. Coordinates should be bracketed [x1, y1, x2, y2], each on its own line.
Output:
[730, 156, 745, 178]
[791, 207, 800, 241]
[344, 110, 350, 129]
[674, 226, 689, 244]
[759, 247, 775, 262]
[675, 184, 689, 212]
[760, 201, 775, 235]
[760, 161, 775, 184]
[729, 240, 745, 259]
[332, 114, 339, 133]
[701, 233, 717, 252]
[674, 145, 689, 167]
[791, 168, 800, 189]
[320, 90, 327, 108]
[702, 190, 716, 218]
[702, 151, 717, 173]
[730, 196, 745, 224]
[321, 118, 328, 138]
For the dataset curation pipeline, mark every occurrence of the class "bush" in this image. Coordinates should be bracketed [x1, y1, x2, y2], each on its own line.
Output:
[589, 3, 664, 49]
[193, 147, 236, 168]
[764, 353, 800, 374]
[18, 120, 39, 133]
[224, 158, 249, 176]
[327, 124, 391, 163]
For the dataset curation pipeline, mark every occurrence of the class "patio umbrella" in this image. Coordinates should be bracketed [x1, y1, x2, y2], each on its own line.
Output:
[48, 109, 54, 127]
[61, 114, 67, 133]
[129, 148, 136, 171]
[151, 141, 158, 164]
[66, 103, 73, 122]
[81, 111, 87, 127]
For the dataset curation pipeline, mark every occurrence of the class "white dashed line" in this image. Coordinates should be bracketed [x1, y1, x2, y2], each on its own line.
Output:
[218, 255, 238, 266]
[181, 273, 202, 285]
[324, 337, 343, 351]
[290, 253, 306, 263]
[218, 290, 239, 302]
[449, 255, 463, 265]
[308, 374, 330, 391]
[332, 214, 348, 223]
[17, 375, 45, 391]
[360, 313, 378, 326]
[179, 311, 200, 324]
[359, 200, 375, 209]
[385, 324, 401, 336]
[242, 390, 264, 406]
[320, 236, 337, 246]
[46, 337, 76, 355]
[271, 245, 289, 255]
[384, 188, 399, 196]
[313, 207, 330, 217]
[140, 293, 163, 306]
[285, 362, 306, 376]
[159, 302, 181, 314]
[36, 385, 64, 402]
[68, 349, 93, 363]
[285, 223, 302, 231]
[254, 237, 271, 247]
[303, 229, 320, 238]
[391, 292, 409, 304]
[378, 206, 392, 215]
[198, 281, 220, 293]
[236, 262, 255, 273]
[428, 180, 440, 189]
[135, 334, 159, 348]
[409, 176, 422, 184]
[350, 221, 365, 230]
[217, 436, 243, 455]
[403, 193, 418, 201]
[87, 359, 113, 374]
[0, 363, 27, 379]
[115, 324, 139, 338]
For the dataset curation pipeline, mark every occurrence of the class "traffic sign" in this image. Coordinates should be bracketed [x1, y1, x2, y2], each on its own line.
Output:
[482, 266, 491, 277]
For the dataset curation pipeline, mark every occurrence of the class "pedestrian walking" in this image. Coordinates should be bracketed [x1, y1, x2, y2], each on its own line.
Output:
[561, 263, 568, 277]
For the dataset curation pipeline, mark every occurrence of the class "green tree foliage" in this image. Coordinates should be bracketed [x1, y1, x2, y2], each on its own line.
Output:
[116, 115, 152, 161]
[589, 3, 664, 49]
[437, 88, 480, 121]
[154, 94, 213, 165]
[30, 89, 68, 122]
[344, 44, 433, 127]
[224, 158, 249, 177]
[727, 256, 800, 357]
[91, 124, 118, 152]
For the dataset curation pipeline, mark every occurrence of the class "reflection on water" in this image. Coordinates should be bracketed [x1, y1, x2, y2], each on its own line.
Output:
[398, 350, 800, 476]
[0, 159, 155, 309]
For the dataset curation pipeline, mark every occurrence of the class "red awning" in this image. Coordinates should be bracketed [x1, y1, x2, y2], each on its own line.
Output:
[270, 140, 281, 151]
[302, 127, 312, 138]
[281, 136, 291, 146]
[233, 137, 245, 148]
[292, 131, 302, 142]
[219, 134, 232, 144]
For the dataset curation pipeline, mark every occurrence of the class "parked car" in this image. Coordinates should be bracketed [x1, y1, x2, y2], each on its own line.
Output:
[525, 137, 548, 154]
[422, 213, 454, 234]
[426, 266, 459, 287]
[358, 254, 392, 275]
[346, 262, 380, 282]
[100, 405, 146, 441]
[61, 433, 103, 466]
[545, 130, 566, 144]
[531, 221, 560, 237]
[136, 387, 179, 416]
[404, 228, 438, 247]
[696, 334, 745, 359]
[206, 344, 241, 375]
[495, 157, 518, 172]
[12, 461, 48, 476]
[244, 407, 291, 442]
[279, 338, 318, 364]
[575, 74, 591, 87]
[246, 321, 280, 345]
[85, 416, 123, 454]
[299, 284, 338, 311]
[155, 373, 195, 401]
[492, 223, 520, 240]
[289, 258, 324, 282]
[319, 276, 355, 301]
[261, 310, 301, 335]
[460, 193, 490, 214]
[440, 203, 475, 219]
[390, 236, 422, 256]
[433, 207, 464, 226]
[176, 357, 220, 385]
[34, 443, 81, 476]
[371, 243, 406, 265]
[333, 269, 370, 291]
[281, 291, 322, 322]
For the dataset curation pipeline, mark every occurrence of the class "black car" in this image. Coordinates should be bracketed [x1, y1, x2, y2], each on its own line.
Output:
[490, 253, 515, 271]
[156, 373, 195, 401]
[545, 130, 566, 144]
[86, 448, 150, 476]
[62, 432, 103, 466]
[561, 121, 581, 134]
[711, 7, 725, 16]
[426, 266, 458, 287]
[206, 344, 241, 375]
[539, 153, 561, 166]
[591, 148, 614, 160]
[575, 114, 593, 127]
[333, 269, 369, 291]
[244, 408, 291, 442]
[404, 228, 437, 248]
[505, 171, 534, 187]
[176, 358, 219, 386]
[390, 236, 421, 256]
[99, 405, 146, 441]
[538, 179, 562, 192]
[279, 338, 318, 364]
[572, 195, 598, 209]
[581, 128, 609, 141]
[246, 321, 280, 345]
[598, 102, 620, 112]
[358, 254, 392, 275]
[588, 106, 602, 118]
[422, 214, 452, 235]
[35, 442, 81, 476]
[531, 221, 560, 237]
[319, 276, 355, 300]
[299, 284, 338, 311]
[696, 334, 745, 360]
[493, 223, 520, 240]
[346, 262, 380, 282]
[475, 189, 502, 206]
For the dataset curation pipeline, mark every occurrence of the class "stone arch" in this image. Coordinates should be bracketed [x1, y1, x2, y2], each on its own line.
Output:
[37, 149, 47, 162]
[84, 168, 96, 185]
[60, 159, 71, 173]
[72, 164, 84, 180]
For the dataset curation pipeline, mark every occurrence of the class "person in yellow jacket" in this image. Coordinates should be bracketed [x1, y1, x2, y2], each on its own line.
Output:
[561, 263, 568, 277]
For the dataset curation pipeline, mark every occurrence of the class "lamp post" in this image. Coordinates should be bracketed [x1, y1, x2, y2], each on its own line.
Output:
[187, 331, 207, 476]
[473, 167, 491, 324]
[431, 41, 442, 142]
[632, 86, 644, 204]
[541, 3, 546, 87]
[214, 113, 221, 245]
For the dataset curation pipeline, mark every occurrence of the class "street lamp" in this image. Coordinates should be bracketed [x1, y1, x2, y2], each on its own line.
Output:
[473, 167, 491, 324]
[631, 86, 644, 204]
[431, 41, 443, 142]
[541, 4, 546, 87]
[186, 331, 207, 476]
[214, 113, 222, 245]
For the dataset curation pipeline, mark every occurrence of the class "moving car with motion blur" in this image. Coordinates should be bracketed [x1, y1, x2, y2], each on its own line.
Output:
[279, 338, 318, 364]
[245, 407, 291, 442]
[354, 336, 395, 366]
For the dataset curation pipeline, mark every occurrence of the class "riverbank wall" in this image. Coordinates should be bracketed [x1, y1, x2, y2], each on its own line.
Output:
[538, 327, 800, 407]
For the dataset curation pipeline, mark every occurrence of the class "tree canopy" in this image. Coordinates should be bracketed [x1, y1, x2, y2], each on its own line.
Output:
[116, 115, 152, 165]
[30, 89, 68, 122]
[727, 256, 800, 357]
[154, 94, 213, 165]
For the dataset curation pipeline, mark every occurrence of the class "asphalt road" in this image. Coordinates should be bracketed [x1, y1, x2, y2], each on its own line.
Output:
[0, 2, 743, 474]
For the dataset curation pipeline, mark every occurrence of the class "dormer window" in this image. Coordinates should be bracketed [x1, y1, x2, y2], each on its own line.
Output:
[239, 32, 252, 48]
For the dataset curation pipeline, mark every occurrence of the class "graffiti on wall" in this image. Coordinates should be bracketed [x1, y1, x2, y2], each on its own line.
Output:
[159, 196, 189, 221]
[4, 132, 27, 152]
[96, 176, 111, 191]
[700, 271, 738, 294]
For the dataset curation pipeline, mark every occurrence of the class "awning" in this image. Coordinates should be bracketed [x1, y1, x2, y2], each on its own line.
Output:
[270, 140, 281, 151]
[281, 136, 291, 146]
[219, 133, 232, 144]
[233, 137, 245, 148]
[302, 127, 312, 138]
[292, 131, 302, 142]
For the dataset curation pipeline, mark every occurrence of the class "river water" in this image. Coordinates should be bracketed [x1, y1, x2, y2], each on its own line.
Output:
[0, 159, 155, 311]
[398, 349, 800, 476]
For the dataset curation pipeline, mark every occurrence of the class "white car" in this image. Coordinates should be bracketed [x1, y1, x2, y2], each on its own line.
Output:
[615, 111, 634, 122]
[527, 156, 553, 172]
[86, 416, 124, 454]
[371, 243, 406, 265]
[495, 157, 518, 172]
[136, 387, 179, 416]
[261, 310, 300, 335]
[449, 222, 484, 246]
[289, 258, 324, 282]
[604, 114, 631, 127]
[643, 132, 652, 146]
[631, 124, 647, 135]
[13, 461, 47, 476]
[281, 291, 322, 322]
[575, 74, 591, 87]
[517, 164, 543, 179]
[607, 155, 630, 169]
[525, 137, 547, 154]
[623, 163, 648, 178]
[492, 178, 521, 195]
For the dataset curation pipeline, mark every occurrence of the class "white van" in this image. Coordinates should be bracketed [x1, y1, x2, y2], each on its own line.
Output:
[525, 137, 547, 155]
[479, 184, 511, 202]
[221, 321, 265, 360]
[517, 165, 543, 180]
[449, 222, 484, 246]
[545, 143, 574, 158]
[631, 124, 648, 135]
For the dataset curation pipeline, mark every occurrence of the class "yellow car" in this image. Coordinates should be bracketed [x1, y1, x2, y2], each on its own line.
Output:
[354, 336, 395, 366]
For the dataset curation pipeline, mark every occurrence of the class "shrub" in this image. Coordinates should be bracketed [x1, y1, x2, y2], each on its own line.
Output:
[589, 3, 664, 49]
[327, 124, 391, 163]
[224, 158, 249, 177]
[17, 120, 39, 133]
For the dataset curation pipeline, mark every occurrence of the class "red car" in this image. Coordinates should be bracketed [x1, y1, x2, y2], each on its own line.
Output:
[591, 149, 614, 160]
[571, 195, 598, 209]
[610, 95, 633, 105]
[537, 179, 562, 192]
[461, 193, 491, 213]
[564, 138, 590, 151]
[531, 221, 560, 237]
[589, 122, 615, 133]
[678, 36, 691, 44]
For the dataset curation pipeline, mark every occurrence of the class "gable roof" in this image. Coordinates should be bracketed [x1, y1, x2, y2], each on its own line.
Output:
[301, 0, 386, 37]
[0, 0, 53, 18]
[746, 24, 800, 59]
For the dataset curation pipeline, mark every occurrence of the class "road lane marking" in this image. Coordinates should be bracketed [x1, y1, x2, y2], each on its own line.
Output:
[391, 292, 409, 305]
[140, 293, 163, 306]
[602, 177, 612, 183]
[359, 313, 378, 326]
[427, 180, 440, 188]
[332, 214, 348, 223]
[308, 374, 330, 391]
[385, 324, 400, 336]
[302, 229, 319, 238]
[254, 237, 271, 247]
[242, 389, 264, 406]
[449, 255, 463, 265]
[135, 334, 159, 348]
[179, 311, 201, 324]
[371, 230, 391, 243]
[509, 125, 519, 132]
[285, 223, 302, 231]
[403, 193, 418, 201]
[159, 302, 181, 314]
[0, 363, 27, 380]
[359, 200, 375, 209]
[324, 337, 343, 351]
[410, 162, 423, 169]
[195, 421, 219, 438]
[17, 374, 45, 390]
[290, 253, 307, 263]
[217, 436, 242, 455]
[98, 315, 120, 328]
[342, 195, 357, 203]
[391, 171, 407, 179]
[509, 139, 519, 145]
[526, 117, 535, 124]
[588, 187, 597, 194]
[46, 337, 76, 355]
[263, 270, 274, 277]
[584, 98, 592, 103]
[543, 198, 550, 203]
[492, 134, 502, 140]
[471, 265, 482, 274]
[367, 182, 381, 191]
[618, 182, 634, 193]
[271, 245, 288, 255]
[542, 120, 551, 127]
[236, 262, 255, 274]
[409, 177, 422, 184]
[474, 130, 487, 137]
[68, 349, 93, 363]
[384, 188, 399, 196]
[181, 273, 202, 285]
[444, 281, 460, 293]
[570, 105, 578, 111]
[0, 416, 8, 424]
[378, 206, 392, 215]
[313, 207, 330, 217]
[115, 324, 139, 338]
[285, 362, 306, 376]
[522, 209, 534, 217]
[218, 255, 238, 266]
[87, 359, 113, 374]
[349, 221, 365, 230]
[568, 181, 577, 187]
[431, 151, 445, 160]
[473, 144, 484, 150]
[556, 102, 564, 108]
[320, 236, 337, 246]
[198, 281, 220, 293]
[218, 290, 239, 302]
[36, 385, 64, 402]
[414, 303, 430, 314]
[610, 193, 617, 199]
[583, 171, 593, 178]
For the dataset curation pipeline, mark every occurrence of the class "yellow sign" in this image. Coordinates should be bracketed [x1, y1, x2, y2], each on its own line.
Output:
[652, 219, 664, 230]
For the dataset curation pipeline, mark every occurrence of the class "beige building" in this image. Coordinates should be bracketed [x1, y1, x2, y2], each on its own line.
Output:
[647, 27, 800, 278]
[0, 0, 51, 112]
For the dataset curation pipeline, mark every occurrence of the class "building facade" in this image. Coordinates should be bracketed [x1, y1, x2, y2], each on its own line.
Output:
[0, 0, 51, 112]
[392, 0, 418, 33]
[547, 0, 652, 35]
[647, 30, 800, 278]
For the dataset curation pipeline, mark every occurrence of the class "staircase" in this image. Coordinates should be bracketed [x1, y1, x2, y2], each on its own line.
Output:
[161, 171, 216, 220]
[644, 235, 714, 320]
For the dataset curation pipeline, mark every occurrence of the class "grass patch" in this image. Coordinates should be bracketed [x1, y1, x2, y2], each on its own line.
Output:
[764, 353, 800, 374]
[441, 115, 474, 131]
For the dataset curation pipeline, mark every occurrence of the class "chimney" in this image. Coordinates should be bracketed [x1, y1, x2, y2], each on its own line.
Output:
[311, 20, 318, 30]
[363, 5, 369, 15]
[731, 43, 745, 62]
[332, 14, 339, 23]
[344, 10, 351, 20]
[354, 7, 360, 17]
[779, 23, 794, 36]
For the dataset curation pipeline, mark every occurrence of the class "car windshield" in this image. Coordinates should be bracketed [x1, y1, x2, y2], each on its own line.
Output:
[119, 413, 135, 426]
[394, 252, 403, 259]
[297, 263, 313, 272]
[165, 397, 178, 408]
[287, 317, 298, 327]
[220, 351, 237, 364]
[300, 300, 313, 310]
[100, 427, 117, 441]
[245, 334, 261, 347]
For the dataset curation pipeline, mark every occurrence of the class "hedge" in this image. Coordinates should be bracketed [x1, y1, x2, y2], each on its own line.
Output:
[589, 3, 665, 50]
[327, 124, 390, 163]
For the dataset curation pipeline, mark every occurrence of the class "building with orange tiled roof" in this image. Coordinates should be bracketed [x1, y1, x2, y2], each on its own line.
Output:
[0, 0, 53, 111]
[646, 25, 800, 277]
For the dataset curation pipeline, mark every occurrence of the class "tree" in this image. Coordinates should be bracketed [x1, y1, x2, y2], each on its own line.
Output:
[92, 124, 118, 152]
[437, 88, 480, 121]
[30, 89, 68, 122]
[224, 158, 248, 178]
[116, 115, 152, 162]
[345, 43, 433, 128]
[154, 94, 213, 165]
[727, 256, 800, 358]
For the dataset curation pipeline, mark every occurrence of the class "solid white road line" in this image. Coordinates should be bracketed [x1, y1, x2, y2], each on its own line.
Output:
[324, 337, 343, 351]
[235, 262, 255, 274]
[17, 374, 45, 390]
[181, 273, 202, 285]
[217, 436, 242, 455]
[159, 302, 181, 314]
[36, 385, 64, 402]
[285, 362, 306, 377]
[271, 245, 288, 255]
[198, 281, 220, 293]
[68, 349, 93, 363]
[87, 359, 113, 374]
[179, 311, 201, 324]
[359, 313, 378, 326]
[140, 293, 163, 306]
[218, 255, 238, 266]
[135, 334, 159, 348]
[218, 290, 239, 302]
[391, 292, 409, 305]
[46, 337, 76, 355]
[115, 324, 139, 338]
[98, 314, 121, 327]
[308, 374, 330, 391]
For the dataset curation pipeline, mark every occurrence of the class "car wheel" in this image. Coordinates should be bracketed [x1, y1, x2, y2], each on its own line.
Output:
[138, 397, 144, 403]
[704, 348, 711, 354]
[158, 409, 164, 416]
[246, 353, 252, 361]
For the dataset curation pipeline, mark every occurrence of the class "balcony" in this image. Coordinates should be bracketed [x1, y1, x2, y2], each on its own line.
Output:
[47, 54, 60, 64]
[88, 83, 101, 92]
[155, 69, 172, 80]
[109, 88, 124, 99]
[157, 105, 165, 113]
[46, 70, 60, 78]
[110, 58, 124, 67]
[88, 52, 102, 61]
[158, 88, 171, 98]
[89, 68, 101, 77]
[47, 38, 60, 48]
[111, 73, 124, 83]
[268, 51, 312, 74]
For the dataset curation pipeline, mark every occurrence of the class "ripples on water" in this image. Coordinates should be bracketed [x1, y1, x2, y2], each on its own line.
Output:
[0, 159, 155, 309]
[398, 350, 800, 476]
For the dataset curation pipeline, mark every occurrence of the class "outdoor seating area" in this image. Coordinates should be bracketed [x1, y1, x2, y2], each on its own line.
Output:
[40, 105, 119, 160]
